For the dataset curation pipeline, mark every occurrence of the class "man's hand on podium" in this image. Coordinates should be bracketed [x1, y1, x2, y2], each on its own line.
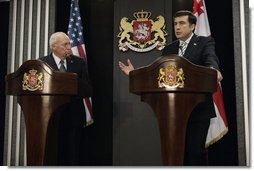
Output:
[210, 66, 223, 82]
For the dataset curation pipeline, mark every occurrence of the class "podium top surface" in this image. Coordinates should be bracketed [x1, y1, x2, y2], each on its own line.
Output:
[5, 60, 87, 96]
[129, 55, 217, 94]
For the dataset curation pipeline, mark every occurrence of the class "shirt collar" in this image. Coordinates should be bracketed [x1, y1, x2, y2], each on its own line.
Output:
[52, 53, 66, 64]
[52, 53, 67, 69]
[179, 33, 194, 46]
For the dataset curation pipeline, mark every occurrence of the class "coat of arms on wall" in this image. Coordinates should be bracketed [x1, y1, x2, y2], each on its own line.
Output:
[117, 10, 168, 52]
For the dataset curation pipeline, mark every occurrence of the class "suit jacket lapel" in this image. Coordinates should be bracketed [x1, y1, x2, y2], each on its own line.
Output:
[66, 56, 76, 73]
[66, 57, 71, 72]
[48, 54, 59, 71]
[174, 41, 180, 54]
[183, 34, 198, 59]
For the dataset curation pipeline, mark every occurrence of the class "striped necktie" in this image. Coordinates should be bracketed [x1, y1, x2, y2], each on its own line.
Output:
[59, 60, 66, 72]
[179, 42, 188, 56]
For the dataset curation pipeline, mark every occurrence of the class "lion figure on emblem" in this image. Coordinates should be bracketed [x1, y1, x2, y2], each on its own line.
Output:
[118, 17, 134, 45]
[150, 15, 167, 45]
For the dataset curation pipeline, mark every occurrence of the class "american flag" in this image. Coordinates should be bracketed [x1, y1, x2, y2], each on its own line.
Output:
[67, 0, 94, 126]
[193, 0, 228, 147]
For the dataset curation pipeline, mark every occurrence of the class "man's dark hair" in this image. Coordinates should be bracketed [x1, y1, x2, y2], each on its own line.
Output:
[173, 10, 197, 25]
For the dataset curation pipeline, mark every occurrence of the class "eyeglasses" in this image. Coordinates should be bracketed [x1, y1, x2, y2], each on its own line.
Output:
[59, 42, 71, 48]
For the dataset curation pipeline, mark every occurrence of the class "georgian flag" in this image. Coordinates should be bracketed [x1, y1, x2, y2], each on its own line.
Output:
[193, 0, 228, 147]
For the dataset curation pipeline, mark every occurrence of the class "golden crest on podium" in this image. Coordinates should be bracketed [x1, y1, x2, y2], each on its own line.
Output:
[158, 65, 185, 88]
[22, 69, 44, 91]
[117, 10, 168, 52]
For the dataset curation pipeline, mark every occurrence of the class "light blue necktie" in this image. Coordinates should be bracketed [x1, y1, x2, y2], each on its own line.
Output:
[59, 60, 66, 72]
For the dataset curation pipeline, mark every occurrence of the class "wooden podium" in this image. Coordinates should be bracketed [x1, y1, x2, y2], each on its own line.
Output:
[129, 55, 217, 166]
[5, 60, 92, 166]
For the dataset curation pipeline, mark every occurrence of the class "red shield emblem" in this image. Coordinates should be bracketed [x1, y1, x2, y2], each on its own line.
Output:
[166, 69, 177, 86]
[133, 21, 151, 42]
[28, 75, 37, 88]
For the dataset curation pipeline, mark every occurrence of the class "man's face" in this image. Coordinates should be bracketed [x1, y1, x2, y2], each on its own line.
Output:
[52, 35, 72, 59]
[174, 15, 195, 41]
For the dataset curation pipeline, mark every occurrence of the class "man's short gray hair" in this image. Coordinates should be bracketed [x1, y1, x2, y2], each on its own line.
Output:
[49, 32, 68, 49]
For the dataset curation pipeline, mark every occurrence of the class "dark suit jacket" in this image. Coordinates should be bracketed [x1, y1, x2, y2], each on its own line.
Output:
[39, 54, 92, 89]
[39, 54, 93, 124]
[39, 54, 93, 165]
[162, 34, 220, 70]
[162, 34, 219, 120]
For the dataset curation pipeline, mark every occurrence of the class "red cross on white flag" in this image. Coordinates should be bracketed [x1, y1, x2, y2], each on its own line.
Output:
[193, 0, 228, 147]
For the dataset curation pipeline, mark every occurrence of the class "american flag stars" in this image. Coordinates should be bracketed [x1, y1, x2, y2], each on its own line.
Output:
[67, 0, 84, 47]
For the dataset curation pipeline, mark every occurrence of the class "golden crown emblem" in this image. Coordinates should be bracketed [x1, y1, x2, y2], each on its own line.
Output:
[133, 10, 151, 21]
[29, 69, 37, 75]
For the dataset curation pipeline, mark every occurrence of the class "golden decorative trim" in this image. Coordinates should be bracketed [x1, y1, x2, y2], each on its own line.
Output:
[84, 119, 94, 127]
[205, 127, 229, 148]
